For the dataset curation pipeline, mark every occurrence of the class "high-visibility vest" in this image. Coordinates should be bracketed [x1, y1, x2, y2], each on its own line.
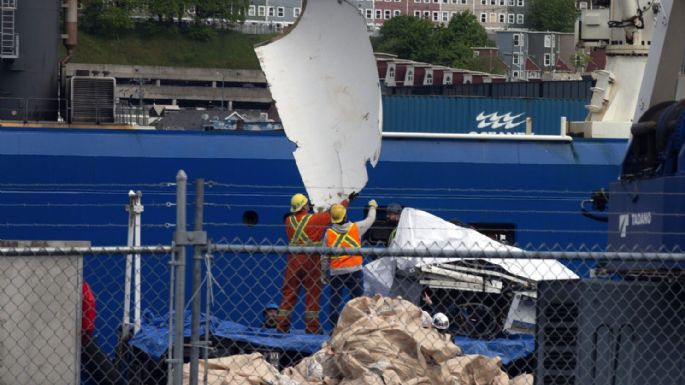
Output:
[288, 214, 320, 245]
[325, 223, 363, 270]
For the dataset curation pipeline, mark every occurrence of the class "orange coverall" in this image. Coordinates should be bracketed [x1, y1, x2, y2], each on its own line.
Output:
[278, 200, 348, 334]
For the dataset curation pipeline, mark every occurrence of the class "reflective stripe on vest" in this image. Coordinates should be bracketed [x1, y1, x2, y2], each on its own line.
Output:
[289, 214, 317, 245]
[325, 223, 363, 270]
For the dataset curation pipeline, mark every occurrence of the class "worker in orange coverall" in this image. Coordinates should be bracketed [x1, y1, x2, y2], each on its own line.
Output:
[277, 192, 353, 334]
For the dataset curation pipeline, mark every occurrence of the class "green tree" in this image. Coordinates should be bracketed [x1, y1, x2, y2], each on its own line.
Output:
[372, 16, 438, 63]
[434, 12, 491, 67]
[374, 13, 493, 69]
[528, 0, 578, 32]
[81, 0, 136, 36]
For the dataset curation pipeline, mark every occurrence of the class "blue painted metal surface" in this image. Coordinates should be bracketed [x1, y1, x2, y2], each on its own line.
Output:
[0, 127, 626, 359]
[383, 96, 588, 135]
[609, 176, 685, 250]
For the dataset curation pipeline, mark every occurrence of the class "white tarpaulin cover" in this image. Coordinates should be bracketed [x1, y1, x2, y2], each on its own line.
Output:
[364, 208, 579, 298]
[255, 0, 382, 209]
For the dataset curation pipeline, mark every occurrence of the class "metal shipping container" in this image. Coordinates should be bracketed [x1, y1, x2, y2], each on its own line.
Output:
[382, 95, 588, 136]
[382, 79, 593, 100]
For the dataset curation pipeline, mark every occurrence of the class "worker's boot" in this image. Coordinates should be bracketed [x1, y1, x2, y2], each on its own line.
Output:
[304, 311, 321, 334]
[276, 309, 291, 333]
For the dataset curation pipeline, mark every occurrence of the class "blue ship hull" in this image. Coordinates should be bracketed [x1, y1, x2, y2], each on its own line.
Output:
[0, 126, 625, 246]
[0, 126, 626, 346]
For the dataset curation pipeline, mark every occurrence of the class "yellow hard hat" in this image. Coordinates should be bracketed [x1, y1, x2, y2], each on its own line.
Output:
[330, 204, 346, 224]
[290, 193, 308, 212]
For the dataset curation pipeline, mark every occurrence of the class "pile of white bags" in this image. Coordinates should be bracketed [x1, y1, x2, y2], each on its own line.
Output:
[184, 296, 533, 385]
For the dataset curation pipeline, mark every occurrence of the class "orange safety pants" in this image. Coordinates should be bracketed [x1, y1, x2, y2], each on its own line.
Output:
[277, 253, 321, 334]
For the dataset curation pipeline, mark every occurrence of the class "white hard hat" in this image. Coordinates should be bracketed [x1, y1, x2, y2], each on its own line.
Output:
[432, 312, 449, 330]
[420, 311, 432, 328]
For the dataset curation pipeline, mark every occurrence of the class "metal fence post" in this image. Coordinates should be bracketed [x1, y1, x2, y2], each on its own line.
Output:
[173, 170, 187, 385]
[189, 178, 204, 385]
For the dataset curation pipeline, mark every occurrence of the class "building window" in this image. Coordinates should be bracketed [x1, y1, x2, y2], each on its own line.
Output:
[425, 73, 433, 85]
[258, 6, 265, 16]
[499, 0, 505, 4]
[375, 9, 381, 18]
[512, 53, 520, 65]
[513, 33, 522, 46]
[248, 5, 255, 16]
[294, 7, 301, 17]
[423, 11, 430, 19]
[268, 6, 275, 16]
[366, 9, 373, 18]
[517, 0, 523, 5]
[461, 0, 468, 4]
[508, 13, 515, 24]
[442, 12, 449, 22]
[433, 11, 439, 21]
[481, 0, 486, 4]
[480, 13, 487, 22]
[444, 74, 452, 85]
[277, 7, 284, 17]
[517, 14, 524, 24]
[508, 0, 514, 4]
[394, 10, 401, 16]
[384, 9, 391, 18]
[544, 53, 551, 66]
[414, 10, 421, 17]
[498, 13, 505, 23]
[579, 1, 588, 9]
[388, 66, 395, 78]
[407, 70, 414, 83]
[512, 70, 520, 78]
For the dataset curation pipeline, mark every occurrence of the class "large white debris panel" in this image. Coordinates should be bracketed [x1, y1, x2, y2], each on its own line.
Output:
[255, 0, 382, 209]
[365, 208, 579, 298]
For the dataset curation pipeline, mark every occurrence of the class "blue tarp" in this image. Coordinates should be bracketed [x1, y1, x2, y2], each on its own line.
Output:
[129, 310, 217, 359]
[454, 334, 535, 365]
[130, 310, 533, 364]
[213, 320, 328, 355]
[129, 310, 327, 359]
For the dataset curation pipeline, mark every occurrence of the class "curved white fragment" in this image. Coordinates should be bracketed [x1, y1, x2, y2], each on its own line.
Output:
[255, 0, 382, 209]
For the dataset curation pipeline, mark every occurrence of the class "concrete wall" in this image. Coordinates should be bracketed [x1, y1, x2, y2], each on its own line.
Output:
[65, 63, 272, 106]
[0, 240, 89, 385]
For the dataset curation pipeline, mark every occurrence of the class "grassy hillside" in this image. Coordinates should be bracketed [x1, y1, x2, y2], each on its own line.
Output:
[70, 28, 275, 69]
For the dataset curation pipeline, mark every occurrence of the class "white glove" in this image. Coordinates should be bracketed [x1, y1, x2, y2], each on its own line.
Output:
[368, 199, 378, 208]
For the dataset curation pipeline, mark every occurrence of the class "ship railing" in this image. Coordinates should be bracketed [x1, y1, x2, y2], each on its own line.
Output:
[0, 97, 67, 123]
[0, 0, 17, 10]
[0, 97, 150, 125]
[115, 103, 149, 126]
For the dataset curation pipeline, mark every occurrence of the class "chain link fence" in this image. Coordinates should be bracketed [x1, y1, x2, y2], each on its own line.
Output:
[0, 174, 684, 385]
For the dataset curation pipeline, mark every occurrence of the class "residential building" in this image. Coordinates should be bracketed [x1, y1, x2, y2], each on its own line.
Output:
[407, 0, 441, 26]
[500, 0, 529, 29]
[496, 30, 575, 80]
[435, 0, 471, 25]
[243, 0, 530, 32]
[576, 0, 594, 10]
[244, 0, 302, 31]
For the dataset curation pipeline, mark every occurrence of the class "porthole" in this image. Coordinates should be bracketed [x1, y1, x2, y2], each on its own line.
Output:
[242, 210, 259, 226]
